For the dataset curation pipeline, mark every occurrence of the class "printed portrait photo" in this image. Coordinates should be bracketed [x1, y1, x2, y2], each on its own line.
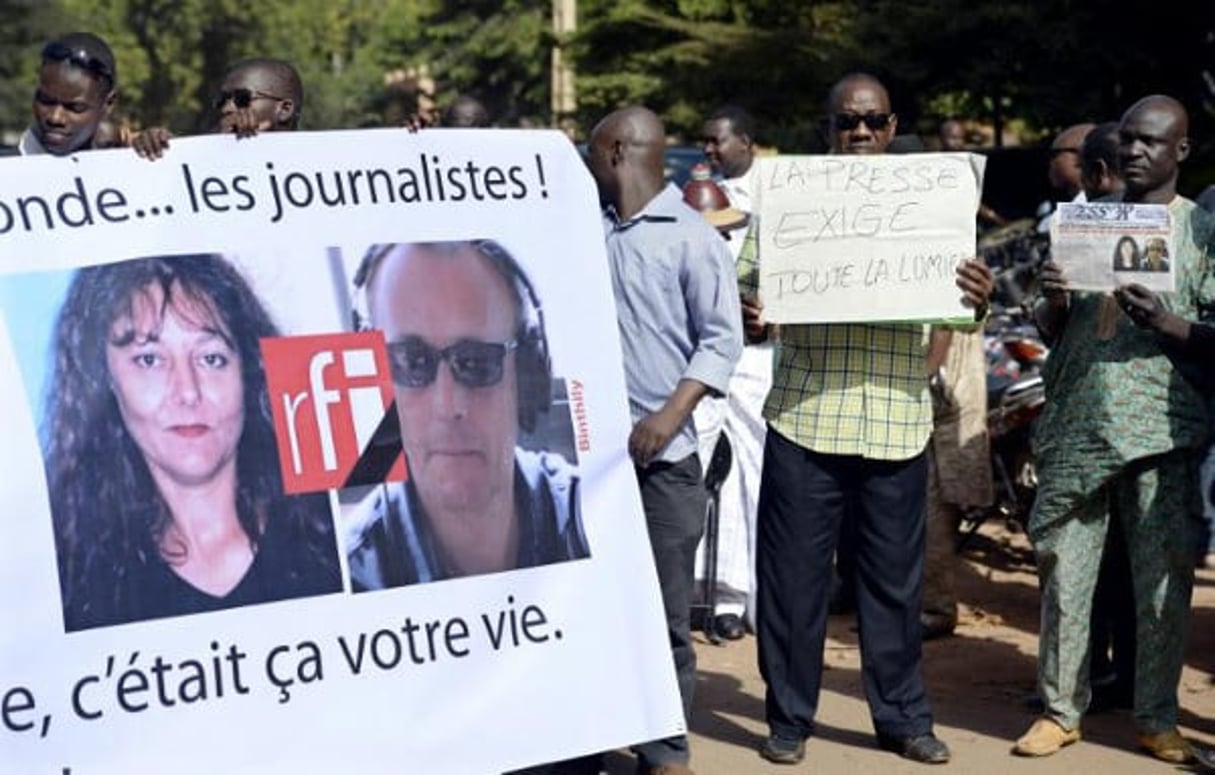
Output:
[1112, 235, 1141, 272]
[335, 240, 591, 591]
[1, 253, 344, 632]
[1141, 237, 1171, 272]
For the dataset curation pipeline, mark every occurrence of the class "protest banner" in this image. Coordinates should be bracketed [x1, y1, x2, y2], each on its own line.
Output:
[755, 152, 985, 323]
[1050, 201, 1174, 292]
[0, 129, 683, 774]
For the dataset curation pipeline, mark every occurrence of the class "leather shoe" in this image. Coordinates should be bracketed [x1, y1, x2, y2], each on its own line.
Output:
[920, 612, 956, 641]
[1012, 717, 1080, 756]
[876, 732, 951, 764]
[759, 734, 806, 765]
[1138, 728, 1193, 763]
[713, 613, 745, 641]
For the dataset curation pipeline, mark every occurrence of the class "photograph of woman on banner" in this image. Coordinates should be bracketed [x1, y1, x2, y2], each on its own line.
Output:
[45, 254, 342, 632]
[1113, 234, 1142, 271]
[341, 240, 590, 589]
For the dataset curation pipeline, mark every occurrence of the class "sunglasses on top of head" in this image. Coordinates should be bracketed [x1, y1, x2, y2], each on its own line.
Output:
[831, 112, 895, 132]
[213, 87, 284, 111]
[386, 336, 518, 389]
[41, 42, 114, 86]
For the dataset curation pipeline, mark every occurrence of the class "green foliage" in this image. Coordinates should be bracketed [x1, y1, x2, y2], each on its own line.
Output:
[0, 1, 69, 139]
[0, 0, 1209, 189]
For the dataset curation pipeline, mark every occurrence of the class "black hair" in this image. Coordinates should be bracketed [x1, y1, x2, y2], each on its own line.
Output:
[1081, 121, 1120, 179]
[41, 32, 118, 92]
[707, 105, 756, 143]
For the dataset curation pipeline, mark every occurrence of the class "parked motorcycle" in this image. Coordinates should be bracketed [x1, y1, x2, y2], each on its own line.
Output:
[957, 223, 1051, 547]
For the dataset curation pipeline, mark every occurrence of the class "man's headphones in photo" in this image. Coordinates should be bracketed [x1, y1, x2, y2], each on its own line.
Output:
[351, 239, 553, 434]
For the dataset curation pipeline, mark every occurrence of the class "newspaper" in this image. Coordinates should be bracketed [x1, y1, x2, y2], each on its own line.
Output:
[1051, 201, 1173, 292]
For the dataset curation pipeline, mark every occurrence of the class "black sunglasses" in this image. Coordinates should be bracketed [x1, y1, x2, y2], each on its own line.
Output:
[214, 87, 284, 111]
[41, 42, 114, 86]
[386, 336, 518, 389]
[832, 112, 894, 131]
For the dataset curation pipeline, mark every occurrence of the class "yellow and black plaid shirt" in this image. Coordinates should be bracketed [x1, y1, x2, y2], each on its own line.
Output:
[737, 229, 933, 461]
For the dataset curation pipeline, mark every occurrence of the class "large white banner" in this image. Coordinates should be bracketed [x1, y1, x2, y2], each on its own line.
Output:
[756, 152, 985, 323]
[0, 129, 683, 773]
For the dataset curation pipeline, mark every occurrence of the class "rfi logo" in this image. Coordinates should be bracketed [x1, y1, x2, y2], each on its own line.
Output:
[261, 331, 403, 494]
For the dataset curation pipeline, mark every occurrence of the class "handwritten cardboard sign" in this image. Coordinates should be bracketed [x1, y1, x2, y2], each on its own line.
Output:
[756, 153, 984, 323]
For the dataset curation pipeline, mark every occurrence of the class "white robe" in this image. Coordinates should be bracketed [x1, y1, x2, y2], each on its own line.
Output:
[693, 166, 772, 626]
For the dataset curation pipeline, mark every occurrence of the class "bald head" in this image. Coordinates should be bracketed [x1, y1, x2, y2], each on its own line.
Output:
[1118, 94, 1190, 203]
[1048, 123, 1095, 197]
[828, 74, 890, 114]
[586, 106, 666, 214]
[826, 73, 896, 155]
[594, 106, 665, 152]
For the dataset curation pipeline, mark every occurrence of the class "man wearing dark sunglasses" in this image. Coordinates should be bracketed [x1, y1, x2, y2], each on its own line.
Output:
[21, 32, 117, 156]
[344, 241, 589, 591]
[742, 73, 994, 768]
[132, 58, 303, 160]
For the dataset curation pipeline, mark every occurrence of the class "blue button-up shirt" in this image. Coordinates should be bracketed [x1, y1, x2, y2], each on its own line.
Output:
[604, 184, 743, 464]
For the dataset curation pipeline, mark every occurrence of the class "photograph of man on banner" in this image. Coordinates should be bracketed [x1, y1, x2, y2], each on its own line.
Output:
[342, 239, 590, 589]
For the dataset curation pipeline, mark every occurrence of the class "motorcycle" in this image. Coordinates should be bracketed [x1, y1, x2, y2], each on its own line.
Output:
[956, 223, 1051, 547]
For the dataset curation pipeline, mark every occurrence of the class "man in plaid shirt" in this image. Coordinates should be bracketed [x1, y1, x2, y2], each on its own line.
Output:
[744, 73, 994, 767]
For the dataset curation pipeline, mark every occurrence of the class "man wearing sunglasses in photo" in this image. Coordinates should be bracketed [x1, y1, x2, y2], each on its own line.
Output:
[21, 32, 117, 156]
[740, 73, 993, 767]
[132, 58, 302, 160]
[343, 240, 590, 590]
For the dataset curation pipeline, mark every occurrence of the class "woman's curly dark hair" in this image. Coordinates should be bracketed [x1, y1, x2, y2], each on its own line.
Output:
[45, 254, 338, 630]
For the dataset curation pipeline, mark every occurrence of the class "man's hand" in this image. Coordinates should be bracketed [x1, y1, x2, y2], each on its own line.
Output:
[1038, 260, 1070, 309]
[220, 109, 272, 139]
[131, 127, 173, 160]
[955, 258, 994, 319]
[402, 113, 432, 133]
[628, 408, 682, 467]
[742, 293, 768, 343]
[1114, 283, 1189, 340]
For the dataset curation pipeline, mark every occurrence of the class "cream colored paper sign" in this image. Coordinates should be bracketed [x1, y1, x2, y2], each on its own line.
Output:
[756, 152, 985, 323]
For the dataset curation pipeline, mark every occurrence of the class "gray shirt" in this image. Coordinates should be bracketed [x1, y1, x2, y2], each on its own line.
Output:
[604, 183, 743, 464]
[345, 448, 589, 589]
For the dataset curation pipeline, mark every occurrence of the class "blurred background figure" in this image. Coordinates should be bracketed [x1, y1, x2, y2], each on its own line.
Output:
[441, 94, 490, 127]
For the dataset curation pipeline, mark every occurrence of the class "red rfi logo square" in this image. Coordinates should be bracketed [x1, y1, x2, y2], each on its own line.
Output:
[261, 331, 405, 494]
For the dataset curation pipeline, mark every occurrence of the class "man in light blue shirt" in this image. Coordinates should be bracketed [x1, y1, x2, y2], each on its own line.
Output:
[586, 105, 743, 775]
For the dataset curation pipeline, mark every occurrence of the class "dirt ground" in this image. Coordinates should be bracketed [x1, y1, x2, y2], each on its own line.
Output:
[604, 519, 1215, 774]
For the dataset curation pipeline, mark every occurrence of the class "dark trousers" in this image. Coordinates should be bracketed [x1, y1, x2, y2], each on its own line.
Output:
[634, 453, 707, 767]
[757, 429, 933, 740]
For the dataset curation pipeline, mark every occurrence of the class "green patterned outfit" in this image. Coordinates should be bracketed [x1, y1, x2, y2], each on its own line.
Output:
[1030, 196, 1215, 733]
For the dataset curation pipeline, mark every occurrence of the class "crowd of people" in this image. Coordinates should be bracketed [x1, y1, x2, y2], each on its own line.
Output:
[13, 29, 1215, 775]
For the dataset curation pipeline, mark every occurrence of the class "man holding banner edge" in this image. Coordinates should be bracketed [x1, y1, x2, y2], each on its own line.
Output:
[741, 73, 993, 766]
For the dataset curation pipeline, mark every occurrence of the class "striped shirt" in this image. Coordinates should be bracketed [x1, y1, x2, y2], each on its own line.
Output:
[737, 228, 933, 461]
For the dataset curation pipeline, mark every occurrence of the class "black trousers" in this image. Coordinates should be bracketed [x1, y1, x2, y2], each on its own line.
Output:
[634, 453, 707, 767]
[757, 428, 933, 740]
